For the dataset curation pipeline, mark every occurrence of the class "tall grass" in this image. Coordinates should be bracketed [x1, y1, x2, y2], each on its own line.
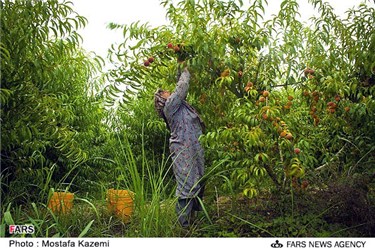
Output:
[0, 122, 190, 237]
[113, 125, 180, 237]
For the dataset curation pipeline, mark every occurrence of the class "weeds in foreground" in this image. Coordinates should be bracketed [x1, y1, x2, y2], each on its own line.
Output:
[0, 128, 211, 237]
[1, 129, 374, 237]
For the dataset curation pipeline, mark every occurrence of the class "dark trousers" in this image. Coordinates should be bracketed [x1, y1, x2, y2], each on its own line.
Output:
[176, 185, 204, 227]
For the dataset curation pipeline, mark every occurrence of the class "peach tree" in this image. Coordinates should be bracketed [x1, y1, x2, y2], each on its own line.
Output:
[106, 0, 375, 197]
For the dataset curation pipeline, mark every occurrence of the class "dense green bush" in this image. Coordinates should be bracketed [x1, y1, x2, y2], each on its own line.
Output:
[0, 0, 106, 203]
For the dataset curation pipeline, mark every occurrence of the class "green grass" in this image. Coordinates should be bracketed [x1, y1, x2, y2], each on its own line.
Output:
[0, 127, 209, 237]
[1, 127, 374, 238]
[1, 183, 374, 237]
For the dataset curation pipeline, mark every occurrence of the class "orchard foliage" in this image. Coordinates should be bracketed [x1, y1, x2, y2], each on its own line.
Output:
[1, 0, 106, 201]
[107, 0, 375, 197]
[1, 0, 374, 237]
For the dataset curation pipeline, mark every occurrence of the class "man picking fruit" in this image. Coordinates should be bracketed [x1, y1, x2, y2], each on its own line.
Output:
[154, 64, 205, 228]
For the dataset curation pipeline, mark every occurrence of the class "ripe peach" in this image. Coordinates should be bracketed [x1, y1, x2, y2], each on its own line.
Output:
[328, 108, 335, 114]
[244, 82, 253, 92]
[304, 68, 315, 76]
[285, 133, 293, 140]
[280, 131, 287, 138]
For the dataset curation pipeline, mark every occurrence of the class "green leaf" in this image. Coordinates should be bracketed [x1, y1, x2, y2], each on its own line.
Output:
[78, 220, 94, 238]
[4, 211, 15, 225]
[0, 224, 5, 237]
